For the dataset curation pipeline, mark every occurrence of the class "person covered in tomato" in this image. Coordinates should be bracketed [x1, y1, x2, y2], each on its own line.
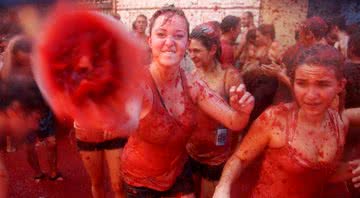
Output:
[120, 6, 254, 198]
[213, 44, 360, 198]
[186, 22, 243, 198]
[132, 14, 151, 65]
[1, 35, 63, 182]
[219, 15, 241, 68]
[0, 95, 40, 198]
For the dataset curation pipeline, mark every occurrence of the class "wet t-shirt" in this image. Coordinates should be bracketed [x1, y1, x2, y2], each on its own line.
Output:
[236, 104, 345, 198]
[121, 69, 196, 191]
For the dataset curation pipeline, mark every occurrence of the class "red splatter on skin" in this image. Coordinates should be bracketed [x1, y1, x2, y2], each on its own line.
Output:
[34, 5, 145, 132]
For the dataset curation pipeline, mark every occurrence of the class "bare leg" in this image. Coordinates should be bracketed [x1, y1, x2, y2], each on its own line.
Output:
[25, 142, 43, 177]
[0, 153, 8, 198]
[200, 178, 218, 198]
[80, 150, 105, 198]
[105, 148, 124, 198]
[6, 136, 16, 153]
[44, 136, 60, 178]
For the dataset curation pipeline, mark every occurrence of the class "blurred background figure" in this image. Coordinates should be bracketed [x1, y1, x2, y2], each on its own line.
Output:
[132, 14, 151, 64]
[327, 15, 350, 58]
[1, 35, 62, 183]
[220, 15, 241, 67]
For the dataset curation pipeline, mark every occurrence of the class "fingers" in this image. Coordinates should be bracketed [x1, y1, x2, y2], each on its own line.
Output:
[230, 84, 246, 95]
[353, 164, 360, 176]
[353, 175, 360, 187]
[348, 160, 360, 188]
[238, 92, 252, 105]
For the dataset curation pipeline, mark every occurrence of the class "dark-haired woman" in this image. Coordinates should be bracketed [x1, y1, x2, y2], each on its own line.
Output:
[186, 22, 242, 198]
[214, 44, 360, 198]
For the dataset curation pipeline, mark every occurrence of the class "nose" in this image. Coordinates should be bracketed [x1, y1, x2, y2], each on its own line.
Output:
[164, 36, 175, 47]
[77, 55, 93, 72]
[304, 86, 319, 100]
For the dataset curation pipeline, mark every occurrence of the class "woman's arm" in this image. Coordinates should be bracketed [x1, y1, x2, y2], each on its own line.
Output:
[343, 108, 360, 126]
[213, 110, 273, 198]
[189, 72, 254, 131]
[349, 159, 360, 189]
[224, 67, 243, 96]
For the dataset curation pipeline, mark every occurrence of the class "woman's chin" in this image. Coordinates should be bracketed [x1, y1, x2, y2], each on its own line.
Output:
[301, 106, 327, 117]
[158, 57, 181, 67]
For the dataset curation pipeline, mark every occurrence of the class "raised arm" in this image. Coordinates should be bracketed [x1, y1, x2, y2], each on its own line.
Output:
[224, 67, 243, 96]
[188, 70, 254, 131]
[213, 110, 273, 198]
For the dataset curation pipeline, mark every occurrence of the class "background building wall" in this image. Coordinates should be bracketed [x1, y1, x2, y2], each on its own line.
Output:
[260, 0, 309, 47]
[116, 0, 260, 32]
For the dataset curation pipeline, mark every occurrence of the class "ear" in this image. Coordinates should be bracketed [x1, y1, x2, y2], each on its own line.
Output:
[209, 44, 217, 56]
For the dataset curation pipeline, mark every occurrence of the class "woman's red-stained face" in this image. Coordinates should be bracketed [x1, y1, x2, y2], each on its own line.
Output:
[188, 39, 215, 68]
[255, 31, 267, 47]
[148, 14, 188, 68]
[135, 16, 148, 33]
[293, 64, 344, 116]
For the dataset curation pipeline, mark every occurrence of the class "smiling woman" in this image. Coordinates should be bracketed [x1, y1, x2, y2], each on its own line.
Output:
[120, 5, 254, 198]
[186, 22, 243, 198]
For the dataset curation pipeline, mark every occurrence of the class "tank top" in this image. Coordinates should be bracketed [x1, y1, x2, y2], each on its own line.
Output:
[121, 68, 196, 191]
[238, 104, 345, 198]
[186, 68, 232, 165]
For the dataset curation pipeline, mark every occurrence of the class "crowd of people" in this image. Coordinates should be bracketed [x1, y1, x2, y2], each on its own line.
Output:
[0, 4, 360, 198]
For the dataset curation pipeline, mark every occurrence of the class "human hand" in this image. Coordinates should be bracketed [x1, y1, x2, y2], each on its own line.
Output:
[260, 63, 286, 77]
[349, 159, 360, 189]
[229, 84, 254, 115]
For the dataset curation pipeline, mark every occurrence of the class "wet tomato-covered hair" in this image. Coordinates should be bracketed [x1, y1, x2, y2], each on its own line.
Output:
[190, 22, 222, 61]
[220, 15, 240, 33]
[149, 5, 190, 37]
[289, 44, 344, 83]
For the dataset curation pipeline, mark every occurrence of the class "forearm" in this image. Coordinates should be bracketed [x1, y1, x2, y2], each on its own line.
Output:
[218, 154, 245, 187]
[230, 110, 250, 131]
[199, 99, 250, 131]
[277, 72, 292, 89]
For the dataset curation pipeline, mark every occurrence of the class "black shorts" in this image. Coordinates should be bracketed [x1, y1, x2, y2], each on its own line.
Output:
[26, 110, 56, 144]
[189, 156, 224, 181]
[76, 138, 128, 151]
[124, 161, 194, 198]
